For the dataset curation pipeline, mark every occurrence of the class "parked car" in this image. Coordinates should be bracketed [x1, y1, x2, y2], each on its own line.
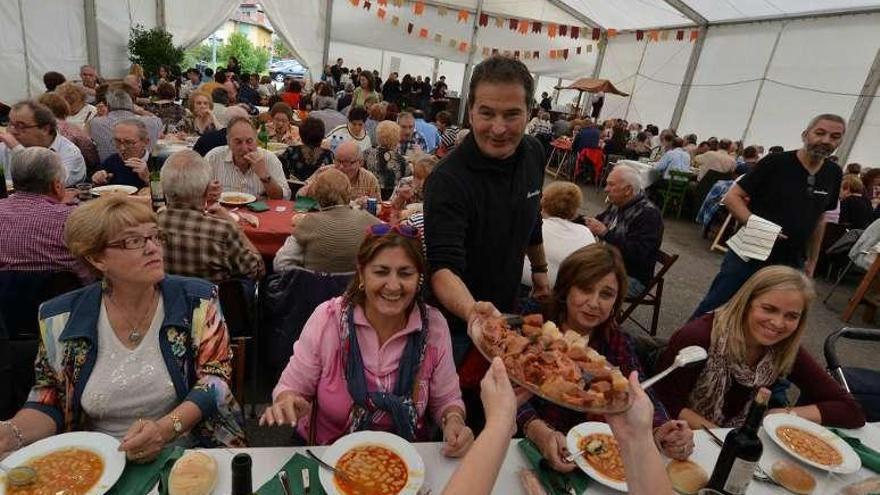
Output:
[270, 59, 306, 82]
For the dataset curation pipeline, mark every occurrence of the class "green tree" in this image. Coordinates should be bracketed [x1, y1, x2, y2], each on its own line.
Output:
[220, 32, 270, 75]
[273, 38, 294, 59]
[183, 43, 213, 71]
[128, 24, 184, 76]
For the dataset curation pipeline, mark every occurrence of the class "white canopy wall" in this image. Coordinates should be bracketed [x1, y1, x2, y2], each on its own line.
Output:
[849, 83, 880, 167]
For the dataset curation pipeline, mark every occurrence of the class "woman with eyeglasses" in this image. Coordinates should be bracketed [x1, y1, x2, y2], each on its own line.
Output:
[0, 196, 247, 462]
[263, 223, 474, 455]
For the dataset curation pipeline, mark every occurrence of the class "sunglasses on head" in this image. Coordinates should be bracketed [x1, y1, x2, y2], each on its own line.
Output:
[366, 222, 419, 239]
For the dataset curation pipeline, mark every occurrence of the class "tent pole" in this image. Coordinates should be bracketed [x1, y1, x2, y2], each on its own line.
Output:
[837, 47, 880, 164]
[591, 32, 607, 79]
[554, 77, 562, 106]
[83, 0, 101, 73]
[457, 0, 484, 127]
[741, 22, 785, 144]
[321, 0, 333, 70]
[432, 57, 439, 82]
[17, 0, 32, 98]
[155, 0, 166, 29]
[669, 25, 706, 131]
[623, 39, 649, 121]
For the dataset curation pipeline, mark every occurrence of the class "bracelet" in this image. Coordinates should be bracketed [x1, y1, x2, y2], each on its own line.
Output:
[531, 263, 549, 274]
[0, 420, 24, 450]
[441, 411, 465, 428]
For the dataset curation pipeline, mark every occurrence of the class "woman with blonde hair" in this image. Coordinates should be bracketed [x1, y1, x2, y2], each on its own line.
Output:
[390, 154, 437, 208]
[656, 265, 864, 429]
[0, 196, 246, 461]
[56, 82, 97, 127]
[364, 120, 408, 199]
[178, 93, 220, 136]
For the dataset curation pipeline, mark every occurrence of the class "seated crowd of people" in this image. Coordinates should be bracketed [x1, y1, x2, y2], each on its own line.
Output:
[0, 55, 871, 495]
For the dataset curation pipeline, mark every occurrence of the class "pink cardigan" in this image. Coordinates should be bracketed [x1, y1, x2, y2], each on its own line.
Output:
[273, 297, 465, 444]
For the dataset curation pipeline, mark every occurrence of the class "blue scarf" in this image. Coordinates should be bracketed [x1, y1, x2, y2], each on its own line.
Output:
[343, 302, 429, 441]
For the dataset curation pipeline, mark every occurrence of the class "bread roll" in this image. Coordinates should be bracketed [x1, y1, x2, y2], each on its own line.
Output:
[771, 459, 815, 494]
[841, 476, 880, 495]
[169, 451, 218, 495]
[666, 460, 708, 495]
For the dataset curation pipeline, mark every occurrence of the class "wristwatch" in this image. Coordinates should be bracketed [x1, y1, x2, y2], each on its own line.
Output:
[168, 414, 184, 438]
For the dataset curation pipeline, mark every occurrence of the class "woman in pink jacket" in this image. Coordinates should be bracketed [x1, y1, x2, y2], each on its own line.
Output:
[261, 224, 474, 456]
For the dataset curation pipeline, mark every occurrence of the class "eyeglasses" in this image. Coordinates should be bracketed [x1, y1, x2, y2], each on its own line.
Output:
[113, 138, 142, 147]
[106, 232, 167, 250]
[807, 175, 816, 195]
[366, 223, 419, 239]
[7, 121, 42, 131]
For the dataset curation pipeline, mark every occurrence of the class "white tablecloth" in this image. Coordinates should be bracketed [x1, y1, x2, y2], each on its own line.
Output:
[617, 159, 661, 189]
[150, 423, 880, 494]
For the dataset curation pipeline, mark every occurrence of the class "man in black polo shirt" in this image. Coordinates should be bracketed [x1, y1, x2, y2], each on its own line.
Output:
[692, 114, 845, 318]
[424, 56, 549, 373]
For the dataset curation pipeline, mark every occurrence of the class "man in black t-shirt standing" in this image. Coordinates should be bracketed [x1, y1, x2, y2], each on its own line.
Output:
[692, 114, 845, 318]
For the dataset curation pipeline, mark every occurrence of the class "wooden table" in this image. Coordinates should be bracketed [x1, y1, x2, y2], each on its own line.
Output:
[148, 423, 880, 494]
[545, 138, 573, 179]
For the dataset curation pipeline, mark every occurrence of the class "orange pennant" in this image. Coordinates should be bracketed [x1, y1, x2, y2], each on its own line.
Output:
[690, 29, 699, 41]
[518, 20, 529, 34]
[607, 28, 618, 38]
[419, 28, 428, 38]
[413, 2, 424, 15]
[548, 23, 558, 38]
[648, 30, 659, 41]
[459, 41, 468, 52]
[660, 30, 670, 41]
[377, 7, 386, 19]
[350, 0, 359, 5]
[457, 9, 468, 23]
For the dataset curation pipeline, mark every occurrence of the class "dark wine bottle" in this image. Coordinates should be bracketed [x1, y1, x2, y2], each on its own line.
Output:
[706, 387, 770, 495]
[231, 453, 254, 495]
[0, 166, 8, 199]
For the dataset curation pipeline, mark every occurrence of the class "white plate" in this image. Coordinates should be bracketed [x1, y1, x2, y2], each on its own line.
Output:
[0, 431, 126, 495]
[566, 422, 628, 492]
[763, 413, 861, 474]
[318, 431, 425, 495]
[219, 191, 257, 205]
[91, 184, 138, 196]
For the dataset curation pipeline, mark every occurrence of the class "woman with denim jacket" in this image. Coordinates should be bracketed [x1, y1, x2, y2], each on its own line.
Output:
[0, 196, 246, 462]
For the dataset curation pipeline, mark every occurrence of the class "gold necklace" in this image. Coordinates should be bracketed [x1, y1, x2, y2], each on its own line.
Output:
[106, 290, 158, 345]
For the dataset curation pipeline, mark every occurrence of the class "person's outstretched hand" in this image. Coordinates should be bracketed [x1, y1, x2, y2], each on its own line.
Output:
[606, 371, 655, 442]
[481, 357, 516, 435]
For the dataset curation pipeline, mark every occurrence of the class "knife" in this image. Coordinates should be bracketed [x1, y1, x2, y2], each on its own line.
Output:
[277, 469, 292, 495]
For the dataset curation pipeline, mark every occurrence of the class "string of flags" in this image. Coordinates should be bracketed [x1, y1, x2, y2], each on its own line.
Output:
[350, 0, 701, 61]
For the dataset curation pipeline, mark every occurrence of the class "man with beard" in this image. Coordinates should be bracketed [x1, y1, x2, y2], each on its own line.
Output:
[691, 114, 844, 318]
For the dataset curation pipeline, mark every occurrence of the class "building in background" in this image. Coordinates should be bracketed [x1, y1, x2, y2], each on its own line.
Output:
[213, 3, 273, 51]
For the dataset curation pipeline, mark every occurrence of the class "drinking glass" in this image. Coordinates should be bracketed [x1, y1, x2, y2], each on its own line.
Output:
[76, 182, 93, 201]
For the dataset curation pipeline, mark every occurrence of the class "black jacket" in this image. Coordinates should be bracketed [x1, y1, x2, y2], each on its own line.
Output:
[424, 133, 544, 335]
[596, 193, 663, 285]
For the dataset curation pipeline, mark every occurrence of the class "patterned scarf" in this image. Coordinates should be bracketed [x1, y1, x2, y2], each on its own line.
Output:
[342, 302, 429, 441]
[689, 322, 778, 427]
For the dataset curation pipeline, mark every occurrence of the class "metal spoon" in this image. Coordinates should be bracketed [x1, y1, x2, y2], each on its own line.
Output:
[305, 449, 356, 484]
[0, 463, 37, 487]
[640, 346, 708, 390]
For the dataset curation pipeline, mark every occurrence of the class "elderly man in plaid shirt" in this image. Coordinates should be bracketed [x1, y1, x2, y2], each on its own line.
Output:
[158, 150, 264, 283]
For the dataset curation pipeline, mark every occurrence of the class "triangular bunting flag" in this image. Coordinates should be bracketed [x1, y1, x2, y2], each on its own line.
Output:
[479, 13, 488, 26]
[407, 22, 414, 34]
[534, 51, 539, 59]
[586, 44, 592, 53]
[514, 50, 520, 58]
[576, 46, 582, 54]
[548, 23, 558, 38]
[524, 51, 532, 60]
[592, 28, 601, 40]
[449, 39, 457, 48]
[676, 30, 685, 41]
[419, 28, 428, 38]
[532, 22, 542, 33]
[437, 5, 447, 16]
[458, 10, 468, 22]
[377, 0, 387, 4]
[549, 50, 556, 59]
[518, 20, 529, 34]
[509, 18, 518, 30]
[648, 30, 659, 42]
[482, 46, 490, 57]
[459, 41, 468, 52]
[607, 28, 618, 38]
[494, 16, 504, 28]
[434, 33, 442, 43]
[562, 48, 569, 59]
[492, 48, 499, 55]
[392, 0, 402, 6]
[559, 25, 568, 37]
[377, 7, 386, 19]
[636, 30, 644, 41]
[660, 30, 670, 41]
[350, 0, 359, 6]
[570, 26, 579, 39]
[363, 1, 371, 11]
[391, 15, 399, 26]
[690, 29, 699, 41]
[413, 2, 424, 15]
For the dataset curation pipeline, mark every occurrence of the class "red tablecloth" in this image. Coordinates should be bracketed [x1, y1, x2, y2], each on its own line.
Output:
[238, 199, 295, 257]
[550, 138, 573, 151]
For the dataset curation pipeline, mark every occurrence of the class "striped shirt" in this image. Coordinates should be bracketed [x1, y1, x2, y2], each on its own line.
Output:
[204, 146, 291, 199]
[0, 192, 92, 281]
[0, 134, 86, 186]
[88, 110, 162, 162]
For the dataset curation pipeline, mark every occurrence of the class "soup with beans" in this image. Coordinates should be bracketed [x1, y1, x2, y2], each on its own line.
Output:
[578, 433, 626, 482]
[334, 445, 408, 495]
[6, 447, 103, 495]
[776, 426, 843, 466]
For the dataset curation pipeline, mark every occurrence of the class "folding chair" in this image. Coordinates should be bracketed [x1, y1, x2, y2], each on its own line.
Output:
[217, 279, 258, 410]
[660, 170, 694, 219]
[617, 250, 679, 336]
[824, 327, 880, 421]
[842, 254, 880, 323]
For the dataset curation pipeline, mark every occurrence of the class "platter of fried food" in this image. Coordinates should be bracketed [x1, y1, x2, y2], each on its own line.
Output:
[472, 314, 630, 413]
[763, 413, 860, 474]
